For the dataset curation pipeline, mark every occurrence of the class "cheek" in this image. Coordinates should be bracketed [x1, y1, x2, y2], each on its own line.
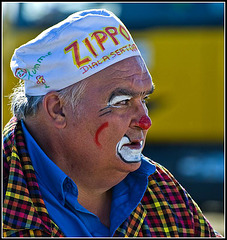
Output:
[94, 115, 130, 148]
[94, 122, 109, 147]
[94, 121, 126, 149]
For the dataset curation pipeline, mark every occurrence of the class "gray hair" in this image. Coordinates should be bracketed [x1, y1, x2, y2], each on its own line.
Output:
[9, 79, 88, 120]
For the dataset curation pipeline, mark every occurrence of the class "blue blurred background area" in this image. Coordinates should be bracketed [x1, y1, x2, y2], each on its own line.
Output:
[2, 2, 224, 229]
[3, 2, 224, 28]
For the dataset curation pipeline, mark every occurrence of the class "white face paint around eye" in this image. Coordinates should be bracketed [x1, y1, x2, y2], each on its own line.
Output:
[116, 135, 143, 163]
[109, 95, 132, 108]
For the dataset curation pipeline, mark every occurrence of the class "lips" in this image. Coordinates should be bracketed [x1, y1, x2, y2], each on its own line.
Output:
[116, 135, 143, 163]
[119, 135, 143, 149]
[122, 141, 143, 150]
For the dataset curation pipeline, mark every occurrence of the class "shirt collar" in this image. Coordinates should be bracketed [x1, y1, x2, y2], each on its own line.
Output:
[21, 120, 78, 205]
[134, 154, 156, 176]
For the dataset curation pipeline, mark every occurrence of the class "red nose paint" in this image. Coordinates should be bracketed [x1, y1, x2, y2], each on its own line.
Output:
[95, 122, 109, 147]
[138, 115, 151, 130]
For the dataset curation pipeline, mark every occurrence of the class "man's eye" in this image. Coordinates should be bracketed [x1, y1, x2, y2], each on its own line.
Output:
[114, 99, 130, 106]
[109, 95, 132, 108]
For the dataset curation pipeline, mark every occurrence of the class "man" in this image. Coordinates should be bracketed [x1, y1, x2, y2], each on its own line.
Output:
[3, 9, 222, 237]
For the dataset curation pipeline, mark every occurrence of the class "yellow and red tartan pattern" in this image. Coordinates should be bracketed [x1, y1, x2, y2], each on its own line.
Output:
[2, 117, 223, 237]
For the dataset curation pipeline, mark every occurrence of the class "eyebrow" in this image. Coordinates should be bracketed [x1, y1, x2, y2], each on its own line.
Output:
[108, 84, 155, 103]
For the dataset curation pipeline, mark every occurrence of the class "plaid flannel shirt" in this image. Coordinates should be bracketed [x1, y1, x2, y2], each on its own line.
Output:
[3, 117, 222, 237]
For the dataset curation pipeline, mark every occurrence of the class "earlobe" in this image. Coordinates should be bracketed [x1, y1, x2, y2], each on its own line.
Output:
[43, 92, 67, 128]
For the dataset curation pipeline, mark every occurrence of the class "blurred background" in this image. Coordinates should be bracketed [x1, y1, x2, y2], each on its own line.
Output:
[2, 2, 225, 235]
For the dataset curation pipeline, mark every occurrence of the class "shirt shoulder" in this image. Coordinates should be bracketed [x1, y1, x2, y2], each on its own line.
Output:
[3, 117, 18, 160]
[3, 117, 65, 237]
[140, 158, 220, 237]
[144, 158, 191, 210]
[148, 159, 181, 186]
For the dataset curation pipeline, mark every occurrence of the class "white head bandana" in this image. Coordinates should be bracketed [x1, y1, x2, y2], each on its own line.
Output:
[10, 9, 142, 96]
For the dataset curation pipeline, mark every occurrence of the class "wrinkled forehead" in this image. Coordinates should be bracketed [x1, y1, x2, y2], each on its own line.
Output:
[91, 56, 150, 82]
[85, 56, 153, 94]
[103, 55, 149, 77]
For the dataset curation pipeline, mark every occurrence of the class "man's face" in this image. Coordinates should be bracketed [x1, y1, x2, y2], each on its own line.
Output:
[65, 56, 153, 174]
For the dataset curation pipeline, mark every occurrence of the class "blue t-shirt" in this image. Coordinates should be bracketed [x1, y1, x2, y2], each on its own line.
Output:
[21, 120, 156, 237]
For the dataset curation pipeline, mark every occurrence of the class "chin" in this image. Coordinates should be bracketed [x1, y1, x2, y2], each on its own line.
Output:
[116, 155, 142, 172]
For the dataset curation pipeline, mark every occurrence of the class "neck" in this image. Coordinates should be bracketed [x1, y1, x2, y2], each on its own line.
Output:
[77, 186, 112, 228]
[66, 167, 128, 228]
[69, 170, 128, 228]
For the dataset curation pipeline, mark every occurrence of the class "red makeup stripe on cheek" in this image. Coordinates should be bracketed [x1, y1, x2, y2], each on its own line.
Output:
[139, 115, 152, 130]
[95, 122, 109, 147]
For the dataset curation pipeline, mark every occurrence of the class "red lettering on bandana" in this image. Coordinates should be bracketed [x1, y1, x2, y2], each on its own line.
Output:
[119, 25, 131, 41]
[92, 31, 108, 51]
[105, 27, 119, 45]
[64, 24, 135, 69]
[64, 40, 91, 68]
[83, 38, 98, 57]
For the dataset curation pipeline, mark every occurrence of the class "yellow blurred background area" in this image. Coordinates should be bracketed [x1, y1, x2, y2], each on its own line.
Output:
[133, 27, 224, 143]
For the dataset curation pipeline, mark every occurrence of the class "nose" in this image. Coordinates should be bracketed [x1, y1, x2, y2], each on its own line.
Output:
[138, 115, 152, 130]
[131, 114, 152, 130]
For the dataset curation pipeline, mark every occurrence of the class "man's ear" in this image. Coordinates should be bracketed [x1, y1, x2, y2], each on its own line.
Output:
[42, 92, 66, 128]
